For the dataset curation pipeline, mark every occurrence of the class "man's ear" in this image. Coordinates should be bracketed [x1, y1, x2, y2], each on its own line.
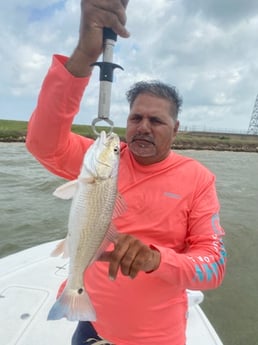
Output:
[174, 120, 180, 134]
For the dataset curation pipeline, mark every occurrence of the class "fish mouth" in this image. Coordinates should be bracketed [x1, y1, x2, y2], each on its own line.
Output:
[99, 130, 107, 145]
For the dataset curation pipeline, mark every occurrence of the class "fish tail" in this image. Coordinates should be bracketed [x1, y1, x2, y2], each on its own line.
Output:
[47, 287, 96, 321]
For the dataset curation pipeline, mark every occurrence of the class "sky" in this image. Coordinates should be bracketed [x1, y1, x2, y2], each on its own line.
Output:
[1, 0, 258, 133]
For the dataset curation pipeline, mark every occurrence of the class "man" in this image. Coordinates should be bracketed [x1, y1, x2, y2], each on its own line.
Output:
[26, 1, 226, 344]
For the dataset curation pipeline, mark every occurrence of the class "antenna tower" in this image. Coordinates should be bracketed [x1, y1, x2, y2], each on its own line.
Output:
[248, 94, 258, 135]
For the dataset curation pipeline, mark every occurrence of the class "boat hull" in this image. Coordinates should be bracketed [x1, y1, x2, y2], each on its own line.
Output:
[0, 241, 223, 345]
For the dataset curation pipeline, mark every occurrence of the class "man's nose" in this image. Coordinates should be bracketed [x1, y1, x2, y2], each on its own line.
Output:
[137, 118, 151, 133]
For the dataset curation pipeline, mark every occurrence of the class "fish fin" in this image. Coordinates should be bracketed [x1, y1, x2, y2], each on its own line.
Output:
[89, 195, 126, 264]
[102, 194, 126, 251]
[51, 238, 69, 258]
[90, 223, 118, 264]
[47, 287, 96, 321]
[112, 193, 127, 219]
[106, 222, 119, 243]
[79, 176, 96, 184]
[53, 180, 78, 200]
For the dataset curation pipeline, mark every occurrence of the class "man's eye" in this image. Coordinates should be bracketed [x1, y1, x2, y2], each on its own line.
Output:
[130, 115, 142, 122]
[151, 118, 162, 124]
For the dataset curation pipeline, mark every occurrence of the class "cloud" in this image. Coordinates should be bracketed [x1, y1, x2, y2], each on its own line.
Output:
[26, 1, 65, 22]
[1, 0, 258, 132]
[182, 0, 258, 26]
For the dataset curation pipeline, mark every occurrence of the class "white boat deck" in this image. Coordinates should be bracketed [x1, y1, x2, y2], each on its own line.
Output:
[0, 241, 223, 345]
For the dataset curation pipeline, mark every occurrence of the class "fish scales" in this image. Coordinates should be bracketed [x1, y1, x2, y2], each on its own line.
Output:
[69, 178, 117, 273]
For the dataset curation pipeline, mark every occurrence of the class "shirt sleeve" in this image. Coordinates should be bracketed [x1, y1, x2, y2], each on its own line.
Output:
[26, 54, 92, 180]
[150, 174, 226, 291]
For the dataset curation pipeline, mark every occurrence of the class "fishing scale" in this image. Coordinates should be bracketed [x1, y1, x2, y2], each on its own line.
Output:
[91, 28, 123, 135]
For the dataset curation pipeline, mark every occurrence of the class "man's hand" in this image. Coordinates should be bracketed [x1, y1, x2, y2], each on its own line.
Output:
[99, 234, 161, 280]
[66, 0, 130, 77]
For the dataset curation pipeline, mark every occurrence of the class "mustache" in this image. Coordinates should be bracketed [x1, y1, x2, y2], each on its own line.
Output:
[130, 135, 155, 145]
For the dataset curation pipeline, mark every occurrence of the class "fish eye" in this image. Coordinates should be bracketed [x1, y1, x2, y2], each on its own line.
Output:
[114, 145, 119, 154]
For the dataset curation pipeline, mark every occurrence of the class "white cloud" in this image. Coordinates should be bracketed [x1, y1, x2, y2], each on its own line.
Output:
[1, 0, 258, 132]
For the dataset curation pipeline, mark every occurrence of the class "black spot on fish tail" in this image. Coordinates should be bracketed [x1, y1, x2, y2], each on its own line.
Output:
[78, 288, 84, 295]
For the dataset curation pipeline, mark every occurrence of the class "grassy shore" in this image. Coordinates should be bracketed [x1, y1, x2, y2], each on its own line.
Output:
[1, 119, 258, 152]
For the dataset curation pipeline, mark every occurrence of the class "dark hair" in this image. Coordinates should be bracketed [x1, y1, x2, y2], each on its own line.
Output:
[126, 80, 183, 119]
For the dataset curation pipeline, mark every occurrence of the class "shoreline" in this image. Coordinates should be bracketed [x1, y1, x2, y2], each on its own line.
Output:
[1, 135, 257, 153]
[0, 120, 257, 152]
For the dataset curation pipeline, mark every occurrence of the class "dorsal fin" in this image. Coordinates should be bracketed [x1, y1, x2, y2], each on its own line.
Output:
[112, 193, 127, 219]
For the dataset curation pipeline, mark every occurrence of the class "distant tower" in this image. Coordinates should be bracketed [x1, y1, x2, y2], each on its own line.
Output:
[248, 94, 258, 135]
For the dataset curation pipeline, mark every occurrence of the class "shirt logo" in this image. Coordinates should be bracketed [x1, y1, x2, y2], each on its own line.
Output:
[163, 192, 181, 199]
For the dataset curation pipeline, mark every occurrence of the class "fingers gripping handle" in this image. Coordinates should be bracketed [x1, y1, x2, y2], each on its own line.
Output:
[103, 27, 117, 42]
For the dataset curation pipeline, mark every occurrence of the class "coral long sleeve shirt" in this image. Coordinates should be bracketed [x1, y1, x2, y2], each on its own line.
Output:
[26, 55, 226, 345]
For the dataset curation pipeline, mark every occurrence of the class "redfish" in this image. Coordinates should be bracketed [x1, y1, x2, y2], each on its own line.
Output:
[47, 131, 124, 321]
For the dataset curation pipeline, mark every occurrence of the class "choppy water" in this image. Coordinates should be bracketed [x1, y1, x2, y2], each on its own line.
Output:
[1, 143, 258, 345]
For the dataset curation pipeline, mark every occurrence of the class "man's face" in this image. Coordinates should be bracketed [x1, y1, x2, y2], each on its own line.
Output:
[126, 93, 179, 165]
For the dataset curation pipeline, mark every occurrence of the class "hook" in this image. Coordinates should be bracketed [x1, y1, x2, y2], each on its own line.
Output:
[91, 118, 114, 136]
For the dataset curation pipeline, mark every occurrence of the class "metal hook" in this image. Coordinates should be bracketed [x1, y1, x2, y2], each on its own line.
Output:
[91, 117, 114, 136]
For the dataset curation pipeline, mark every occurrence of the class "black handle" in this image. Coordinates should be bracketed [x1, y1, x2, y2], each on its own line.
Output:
[103, 27, 117, 41]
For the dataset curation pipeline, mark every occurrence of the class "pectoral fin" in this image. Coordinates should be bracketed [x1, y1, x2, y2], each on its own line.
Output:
[53, 180, 78, 200]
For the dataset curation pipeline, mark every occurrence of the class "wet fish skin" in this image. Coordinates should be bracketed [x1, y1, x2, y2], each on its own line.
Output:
[47, 131, 122, 321]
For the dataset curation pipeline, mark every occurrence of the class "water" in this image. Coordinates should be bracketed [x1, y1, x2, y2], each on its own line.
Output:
[1, 143, 258, 345]
[0, 143, 70, 255]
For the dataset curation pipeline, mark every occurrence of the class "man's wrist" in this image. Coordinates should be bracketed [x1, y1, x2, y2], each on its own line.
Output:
[65, 47, 98, 77]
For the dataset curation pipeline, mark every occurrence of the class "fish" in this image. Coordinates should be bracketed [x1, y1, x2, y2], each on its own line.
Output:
[47, 130, 124, 321]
